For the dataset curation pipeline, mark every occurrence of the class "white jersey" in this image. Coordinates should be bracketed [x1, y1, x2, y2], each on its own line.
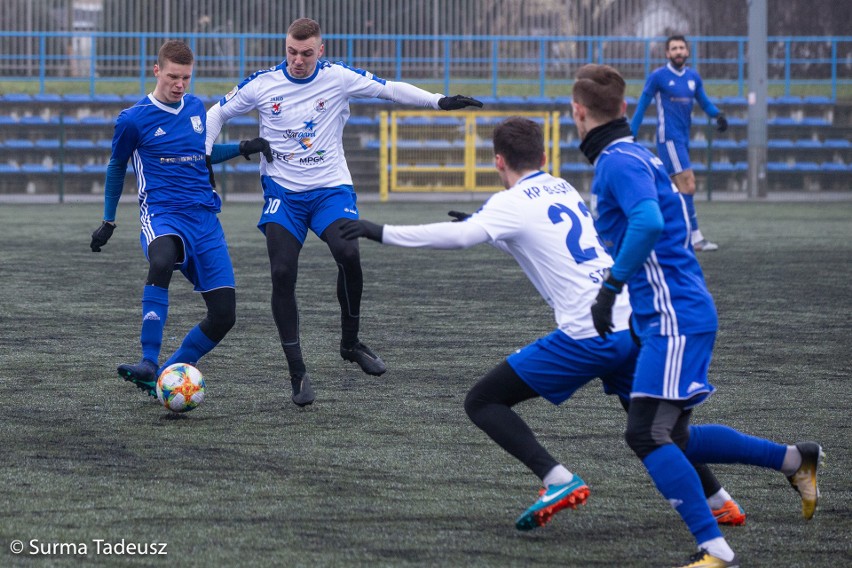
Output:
[382, 171, 632, 340]
[206, 59, 443, 192]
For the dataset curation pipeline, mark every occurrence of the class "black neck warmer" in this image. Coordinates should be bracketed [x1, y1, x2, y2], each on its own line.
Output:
[578, 117, 633, 164]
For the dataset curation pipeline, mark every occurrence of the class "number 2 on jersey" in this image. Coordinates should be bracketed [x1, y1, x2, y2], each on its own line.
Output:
[548, 202, 598, 264]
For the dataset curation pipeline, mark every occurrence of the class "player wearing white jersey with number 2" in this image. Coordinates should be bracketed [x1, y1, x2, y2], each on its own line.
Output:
[339, 117, 743, 533]
[205, 18, 482, 407]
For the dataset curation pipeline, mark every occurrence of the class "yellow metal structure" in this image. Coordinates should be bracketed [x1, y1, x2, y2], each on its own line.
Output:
[379, 110, 560, 201]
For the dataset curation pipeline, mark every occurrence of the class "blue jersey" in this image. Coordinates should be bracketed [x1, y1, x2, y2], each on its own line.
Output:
[590, 137, 718, 337]
[111, 94, 221, 214]
[632, 63, 720, 144]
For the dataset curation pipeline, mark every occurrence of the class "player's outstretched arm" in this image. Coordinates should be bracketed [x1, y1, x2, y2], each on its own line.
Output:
[438, 95, 483, 111]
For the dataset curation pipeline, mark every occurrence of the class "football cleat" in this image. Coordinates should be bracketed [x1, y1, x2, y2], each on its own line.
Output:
[340, 341, 387, 376]
[712, 500, 746, 526]
[787, 441, 824, 520]
[117, 359, 158, 397]
[693, 239, 719, 252]
[676, 549, 739, 568]
[290, 373, 315, 407]
[515, 475, 590, 531]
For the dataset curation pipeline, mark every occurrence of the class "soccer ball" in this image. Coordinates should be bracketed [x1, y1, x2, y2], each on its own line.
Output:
[156, 363, 206, 413]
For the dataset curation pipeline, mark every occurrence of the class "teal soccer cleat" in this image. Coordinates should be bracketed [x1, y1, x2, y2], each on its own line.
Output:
[515, 474, 590, 531]
[117, 359, 158, 397]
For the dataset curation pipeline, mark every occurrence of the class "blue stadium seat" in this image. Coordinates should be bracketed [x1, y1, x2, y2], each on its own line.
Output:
[0, 115, 17, 125]
[33, 93, 62, 103]
[62, 94, 95, 104]
[348, 116, 378, 126]
[4, 139, 35, 149]
[800, 117, 830, 126]
[525, 96, 554, 105]
[795, 138, 822, 148]
[60, 163, 83, 173]
[78, 116, 111, 125]
[123, 93, 145, 104]
[96, 139, 113, 149]
[229, 115, 257, 126]
[820, 162, 847, 172]
[794, 161, 820, 171]
[768, 139, 795, 148]
[553, 96, 572, 105]
[769, 95, 803, 105]
[2, 93, 32, 103]
[21, 163, 54, 173]
[65, 139, 96, 149]
[803, 96, 832, 105]
[83, 164, 107, 173]
[0, 163, 20, 173]
[767, 162, 794, 171]
[35, 139, 60, 149]
[92, 94, 123, 104]
[233, 162, 260, 173]
[823, 138, 851, 148]
[720, 96, 748, 106]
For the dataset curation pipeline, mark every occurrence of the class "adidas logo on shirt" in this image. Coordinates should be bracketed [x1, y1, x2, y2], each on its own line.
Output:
[154, 127, 166, 137]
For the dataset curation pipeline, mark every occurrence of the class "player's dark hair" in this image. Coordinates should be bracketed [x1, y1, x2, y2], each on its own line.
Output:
[666, 34, 688, 50]
[572, 64, 626, 122]
[493, 117, 544, 172]
[288, 18, 322, 41]
[157, 40, 193, 67]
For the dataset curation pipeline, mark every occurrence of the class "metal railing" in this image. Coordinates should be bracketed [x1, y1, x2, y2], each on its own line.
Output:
[1, 32, 851, 100]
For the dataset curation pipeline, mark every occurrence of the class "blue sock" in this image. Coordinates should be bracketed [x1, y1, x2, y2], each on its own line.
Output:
[643, 444, 721, 544]
[683, 193, 699, 231]
[140, 285, 169, 365]
[686, 424, 786, 470]
[159, 325, 218, 374]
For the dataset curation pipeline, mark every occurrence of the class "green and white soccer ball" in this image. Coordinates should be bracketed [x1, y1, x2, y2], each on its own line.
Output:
[156, 363, 206, 413]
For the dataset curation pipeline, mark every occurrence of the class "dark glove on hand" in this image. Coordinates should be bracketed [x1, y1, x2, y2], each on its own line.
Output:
[90, 221, 115, 252]
[447, 210, 470, 222]
[239, 138, 273, 162]
[715, 113, 728, 132]
[590, 273, 624, 338]
[438, 95, 484, 111]
[339, 220, 384, 242]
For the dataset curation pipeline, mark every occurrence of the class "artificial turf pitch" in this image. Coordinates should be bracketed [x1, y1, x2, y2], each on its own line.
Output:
[0, 200, 849, 566]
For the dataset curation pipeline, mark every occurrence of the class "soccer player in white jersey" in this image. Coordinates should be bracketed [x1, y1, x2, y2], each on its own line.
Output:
[631, 35, 728, 252]
[575, 63, 823, 567]
[89, 40, 272, 397]
[339, 117, 747, 534]
[204, 18, 482, 407]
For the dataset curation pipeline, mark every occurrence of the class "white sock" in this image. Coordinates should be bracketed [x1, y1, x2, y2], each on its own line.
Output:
[699, 537, 735, 562]
[542, 464, 573, 488]
[780, 445, 802, 476]
[706, 487, 732, 509]
[692, 229, 705, 244]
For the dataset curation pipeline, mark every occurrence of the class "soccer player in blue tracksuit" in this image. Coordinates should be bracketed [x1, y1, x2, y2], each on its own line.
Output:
[573, 63, 823, 568]
[631, 35, 727, 252]
[89, 40, 272, 397]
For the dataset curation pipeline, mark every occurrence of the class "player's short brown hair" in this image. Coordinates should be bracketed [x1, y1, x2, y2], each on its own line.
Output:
[157, 40, 194, 67]
[572, 64, 626, 122]
[288, 18, 322, 41]
[493, 117, 544, 172]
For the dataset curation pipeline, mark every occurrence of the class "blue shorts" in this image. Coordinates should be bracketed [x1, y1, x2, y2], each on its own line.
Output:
[631, 332, 716, 408]
[140, 208, 235, 293]
[657, 140, 691, 175]
[506, 329, 638, 406]
[258, 176, 359, 242]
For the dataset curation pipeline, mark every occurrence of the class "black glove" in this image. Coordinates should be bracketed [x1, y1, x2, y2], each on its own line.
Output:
[239, 138, 273, 162]
[339, 220, 384, 242]
[205, 154, 216, 188]
[447, 210, 470, 222]
[715, 113, 728, 132]
[90, 221, 116, 252]
[438, 95, 484, 111]
[590, 273, 624, 338]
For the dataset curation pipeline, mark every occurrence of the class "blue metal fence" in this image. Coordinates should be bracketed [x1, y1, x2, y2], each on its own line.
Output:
[1, 32, 851, 100]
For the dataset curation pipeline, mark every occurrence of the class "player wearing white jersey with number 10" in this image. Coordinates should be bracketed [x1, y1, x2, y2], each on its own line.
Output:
[339, 117, 744, 534]
[205, 18, 482, 407]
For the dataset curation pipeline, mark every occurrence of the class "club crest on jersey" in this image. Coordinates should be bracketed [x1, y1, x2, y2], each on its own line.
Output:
[190, 116, 203, 133]
[271, 102, 282, 116]
[314, 98, 329, 112]
[688, 80, 696, 91]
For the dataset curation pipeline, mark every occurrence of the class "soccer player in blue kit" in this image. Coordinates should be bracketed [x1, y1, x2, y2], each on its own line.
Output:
[205, 18, 482, 407]
[631, 35, 727, 252]
[339, 117, 747, 535]
[89, 40, 273, 396]
[574, 63, 823, 567]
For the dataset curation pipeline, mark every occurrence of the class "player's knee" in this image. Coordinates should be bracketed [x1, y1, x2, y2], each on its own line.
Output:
[331, 238, 361, 269]
[269, 259, 298, 291]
